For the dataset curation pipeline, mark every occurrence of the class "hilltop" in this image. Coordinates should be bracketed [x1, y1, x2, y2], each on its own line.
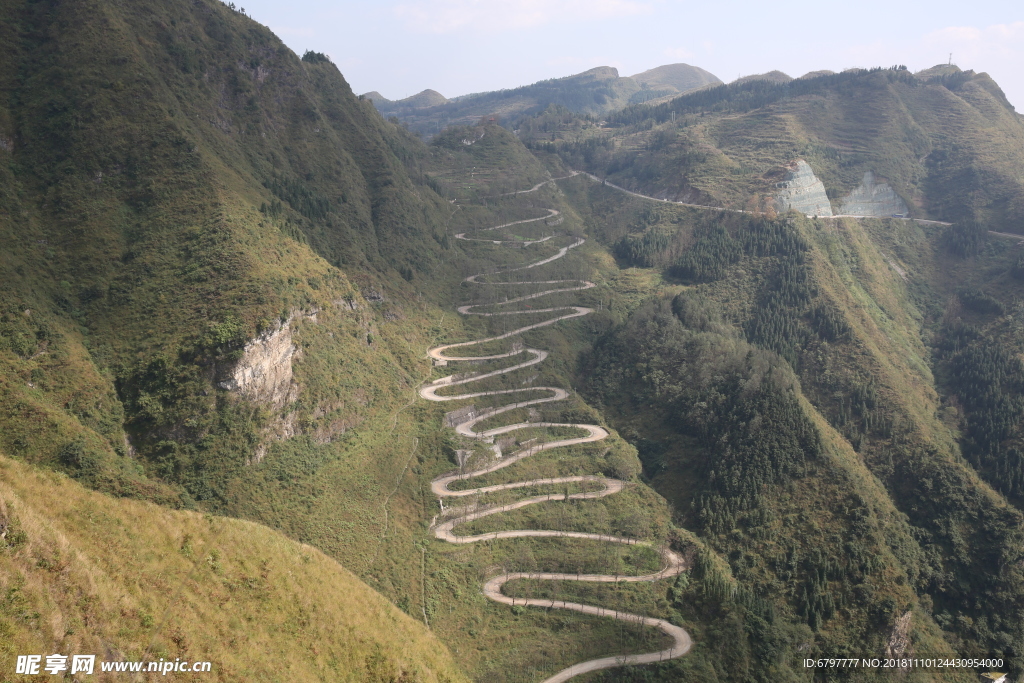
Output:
[363, 63, 721, 137]
[526, 65, 1024, 229]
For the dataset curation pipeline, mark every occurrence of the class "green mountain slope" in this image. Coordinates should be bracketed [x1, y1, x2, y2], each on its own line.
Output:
[527, 66, 1024, 230]
[554, 174, 1024, 679]
[3, 0, 1024, 678]
[0, 4, 726, 673]
[364, 64, 722, 138]
[0, 0, 458, 502]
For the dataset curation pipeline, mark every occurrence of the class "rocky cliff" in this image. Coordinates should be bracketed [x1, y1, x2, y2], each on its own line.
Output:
[774, 160, 834, 216]
[839, 171, 909, 216]
[219, 319, 298, 408]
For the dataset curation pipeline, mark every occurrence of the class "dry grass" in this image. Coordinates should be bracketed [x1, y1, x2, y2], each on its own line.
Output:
[0, 454, 467, 683]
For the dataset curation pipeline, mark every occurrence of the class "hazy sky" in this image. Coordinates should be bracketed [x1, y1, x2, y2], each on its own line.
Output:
[239, 0, 1023, 110]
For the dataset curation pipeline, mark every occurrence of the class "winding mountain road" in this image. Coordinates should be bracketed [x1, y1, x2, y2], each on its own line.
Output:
[421, 189, 691, 682]
[575, 170, 953, 225]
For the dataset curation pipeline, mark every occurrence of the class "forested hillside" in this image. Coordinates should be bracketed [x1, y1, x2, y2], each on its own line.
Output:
[0, 0, 458, 506]
[557, 174, 1024, 679]
[0, 0, 472, 672]
[524, 66, 1024, 230]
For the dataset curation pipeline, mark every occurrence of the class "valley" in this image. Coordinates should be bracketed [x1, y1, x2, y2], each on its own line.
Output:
[421, 184, 691, 680]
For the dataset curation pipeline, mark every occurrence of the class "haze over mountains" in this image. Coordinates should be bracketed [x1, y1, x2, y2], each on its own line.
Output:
[362, 62, 721, 137]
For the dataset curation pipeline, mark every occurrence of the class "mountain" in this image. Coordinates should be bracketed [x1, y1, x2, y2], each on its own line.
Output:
[0, 0, 717, 679]
[361, 90, 392, 105]
[0, 0, 459, 498]
[362, 63, 722, 137]
[0, 452, 467, 682]
[624, 63, 720, 94]
[511, 64, 1024, 676]
[733, 69, 793, 85]
[3, 0, 1024, 678]
[365, 88, 448, 110]
[0, 0, 472, 672]
[530, 65, 1024, 229]
[558, 183, 1024, 679]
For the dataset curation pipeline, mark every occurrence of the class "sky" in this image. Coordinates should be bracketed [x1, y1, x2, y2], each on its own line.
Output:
[237, 0, 1024, 110]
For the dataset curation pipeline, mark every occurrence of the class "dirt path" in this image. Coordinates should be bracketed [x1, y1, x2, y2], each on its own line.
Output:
[422, 210, 692, 681]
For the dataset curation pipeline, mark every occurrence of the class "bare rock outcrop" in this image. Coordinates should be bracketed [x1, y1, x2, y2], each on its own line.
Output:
[218, 316, 311, 464]
[219, 319, 298, 408]
[884, 610, 913, 666]
[839, 171, 909, 217]
[774, 160, 833, 217]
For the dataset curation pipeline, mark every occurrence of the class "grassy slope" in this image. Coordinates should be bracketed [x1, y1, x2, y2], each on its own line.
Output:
[0, 453, 467, 683]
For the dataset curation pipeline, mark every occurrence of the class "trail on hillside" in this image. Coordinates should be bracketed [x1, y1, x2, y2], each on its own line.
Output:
[421, 185, 692, 682]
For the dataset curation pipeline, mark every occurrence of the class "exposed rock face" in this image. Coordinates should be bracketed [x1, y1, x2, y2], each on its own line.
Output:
[884, 611, 914, 670]
[774, 160, 833, 217]
[219, 319, 297, 408]
[839, 171, 909, 216]
[444, 405, 477, 428]
[218, 316, 313, 465]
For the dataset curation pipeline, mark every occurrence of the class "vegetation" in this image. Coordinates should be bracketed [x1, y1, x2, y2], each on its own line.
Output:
[2, 0, 1024, 678]
[522, 65, 1024, 231]
[367, 65, 721, 139]
[560, 182, 1024, 679]
[0, 453, 467, 682]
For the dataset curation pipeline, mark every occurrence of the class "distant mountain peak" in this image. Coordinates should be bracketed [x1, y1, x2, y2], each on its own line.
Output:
[362, 89, 447, 110]
[364, 62, 722, 137]
[630, 63, 722, 92]
[732, 70, 792, 85]
[798, 69, 836, 80]
[914, 63, 962, 80]
[361, 91, 391, 104]
[573, 65, 620, 80]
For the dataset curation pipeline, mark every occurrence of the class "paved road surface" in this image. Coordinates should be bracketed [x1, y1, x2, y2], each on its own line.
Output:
[571, 171, 952, 225]
[421, 200, 692, 681]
